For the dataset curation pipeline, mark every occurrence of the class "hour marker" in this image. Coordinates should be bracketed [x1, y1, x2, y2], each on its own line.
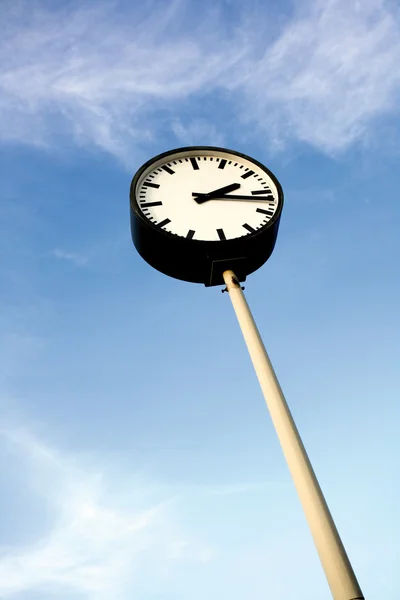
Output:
[140, 201, 163, 208]
[241, 170, 254, 179]
[157, 218, 171, 228]
[251, 190, 272, 195]
[186, 229, 195, 239]
[243, 223, 256, 233]
[143, 182, 160, 188]
[162, 165, 175, 175]
[190, 157, 199, 170]
[256, 208, 274, 216]
[218, 159, 227, 169]
[217, 228, 226, 240]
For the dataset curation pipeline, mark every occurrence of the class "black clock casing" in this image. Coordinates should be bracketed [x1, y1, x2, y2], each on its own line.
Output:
[130, 146, 284, 286]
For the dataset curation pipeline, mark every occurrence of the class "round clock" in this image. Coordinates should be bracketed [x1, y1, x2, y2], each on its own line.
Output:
[130, 146, 284, 286]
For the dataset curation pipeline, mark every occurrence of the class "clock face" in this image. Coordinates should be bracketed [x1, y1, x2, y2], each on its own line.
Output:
[134, 148, 281, 242]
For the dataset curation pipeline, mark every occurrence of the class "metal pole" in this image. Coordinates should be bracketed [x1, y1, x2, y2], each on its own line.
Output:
[222, 270, 364, 600]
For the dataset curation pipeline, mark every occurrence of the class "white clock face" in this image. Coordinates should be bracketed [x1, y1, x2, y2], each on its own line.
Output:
[135, 149, 280, 242]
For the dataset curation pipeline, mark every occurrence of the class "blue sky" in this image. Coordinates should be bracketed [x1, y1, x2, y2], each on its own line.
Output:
[0, 0, 399, 598]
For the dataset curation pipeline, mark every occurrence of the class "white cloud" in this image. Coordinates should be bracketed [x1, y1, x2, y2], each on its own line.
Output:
[0, 425, 210, 599]
[0, 0, 399, 158]
[171, 119, 227, 148]
[245, 0, 400, 152]
[0, 423, 284, 599]
[0, 0, 241, 160]
[52, 248, 90, 267]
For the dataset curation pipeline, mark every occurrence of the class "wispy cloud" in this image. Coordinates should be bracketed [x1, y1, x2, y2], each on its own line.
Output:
[0, 424, 211, 599]
[245, 0, 400, 152]
[171, 119, 227, 148]
[178, 480, 280, 498]
[0, 0, 399, 159]
[52, 248, 90, 267]
[0, 0, 242, 160]
[0, 422, 283, 598]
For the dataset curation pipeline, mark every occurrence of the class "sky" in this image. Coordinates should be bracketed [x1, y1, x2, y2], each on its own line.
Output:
[0, 0, 399, 598]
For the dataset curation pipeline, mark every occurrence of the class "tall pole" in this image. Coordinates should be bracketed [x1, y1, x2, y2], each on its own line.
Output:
[222, 270, 364, 600]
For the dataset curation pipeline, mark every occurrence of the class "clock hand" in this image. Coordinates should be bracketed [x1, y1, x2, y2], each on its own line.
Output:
[193, 193, 274, 203]
[192, 183, 240, 201]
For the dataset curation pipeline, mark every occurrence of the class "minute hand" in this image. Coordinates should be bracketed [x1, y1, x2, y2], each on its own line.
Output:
[193, 193, 274, 204]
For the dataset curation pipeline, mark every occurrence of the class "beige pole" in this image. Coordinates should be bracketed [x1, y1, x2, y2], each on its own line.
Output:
[222, 270, 364, 600]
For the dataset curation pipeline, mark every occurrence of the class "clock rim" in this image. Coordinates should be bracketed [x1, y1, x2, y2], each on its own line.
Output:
[130, 145, 284, 246]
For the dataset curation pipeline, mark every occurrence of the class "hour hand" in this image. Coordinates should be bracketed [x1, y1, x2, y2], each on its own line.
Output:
[193, 183, 240, 204]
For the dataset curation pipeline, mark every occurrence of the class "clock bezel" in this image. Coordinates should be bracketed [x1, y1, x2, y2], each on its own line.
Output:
[130, 146, 284, 286]
[130, 146, 283, 245]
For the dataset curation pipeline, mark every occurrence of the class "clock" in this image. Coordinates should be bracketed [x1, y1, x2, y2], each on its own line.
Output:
[130, 146, 284, 286]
